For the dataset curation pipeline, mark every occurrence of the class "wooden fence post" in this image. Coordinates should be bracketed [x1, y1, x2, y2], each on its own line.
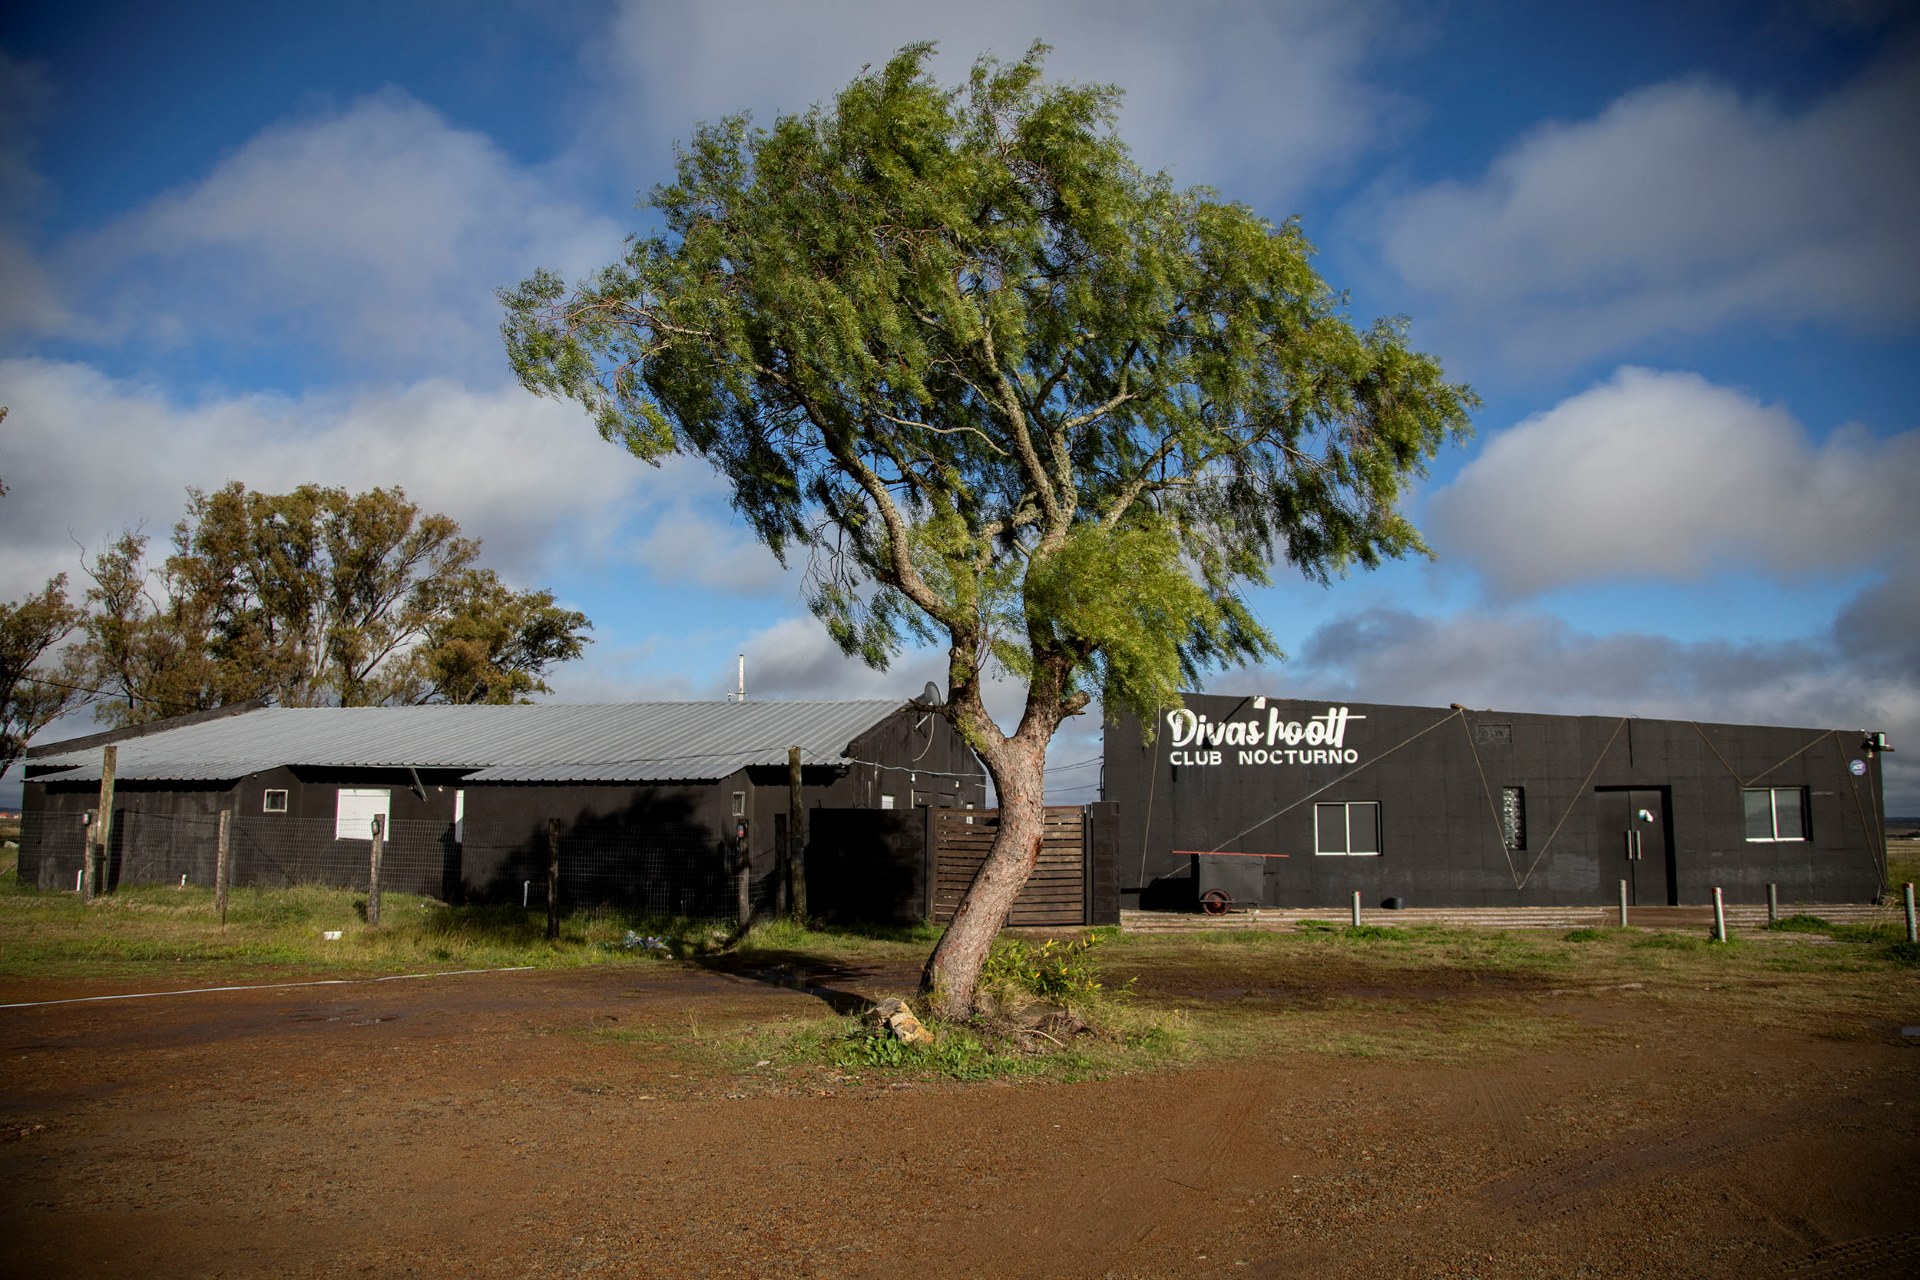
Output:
[788, 745, 806, 920]
[367, 814, 384, 927]
[546, 818, 560, 941]
[216, 809, 232, 925]
[86, 745, 116, 902]
[736, 836, 751, 931]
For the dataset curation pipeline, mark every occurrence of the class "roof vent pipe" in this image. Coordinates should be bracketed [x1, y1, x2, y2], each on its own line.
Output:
[736, 654, 746, 703]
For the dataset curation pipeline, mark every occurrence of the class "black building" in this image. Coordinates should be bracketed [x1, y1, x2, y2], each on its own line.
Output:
[21, 699, 986, 915]
[1104, 694, 1891, 911]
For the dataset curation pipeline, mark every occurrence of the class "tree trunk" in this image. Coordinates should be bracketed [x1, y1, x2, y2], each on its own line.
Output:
[920, 737, 1049, 1020]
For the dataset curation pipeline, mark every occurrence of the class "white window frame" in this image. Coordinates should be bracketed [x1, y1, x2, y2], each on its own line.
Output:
[1743, 786, 1807, 842]
[1314, 801, 1380, 856]
[262, 789, 289, 814]
[335, 788, 391, 841]
[879, 793, 896, 811]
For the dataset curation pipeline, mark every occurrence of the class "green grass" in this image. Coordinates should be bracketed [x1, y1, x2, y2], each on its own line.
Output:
[8, 877, 1919, 1081]
[0, 879, 751, 979]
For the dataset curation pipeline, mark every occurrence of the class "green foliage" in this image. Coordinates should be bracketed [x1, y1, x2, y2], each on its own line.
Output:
[1563, 928, 1611, 942]
[830, 1023, 1027, 1081]
[503, 40, 1473, 738]
[75, 483, 590, 723]
[981, 932, 1117, 1004]
[0, 571, 83, 773]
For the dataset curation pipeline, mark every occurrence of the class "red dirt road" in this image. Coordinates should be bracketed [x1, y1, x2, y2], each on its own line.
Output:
[1, 961, 1917, 1278]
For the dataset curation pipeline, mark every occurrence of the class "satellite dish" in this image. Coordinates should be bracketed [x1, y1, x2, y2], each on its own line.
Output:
[916, 681, 943, 709]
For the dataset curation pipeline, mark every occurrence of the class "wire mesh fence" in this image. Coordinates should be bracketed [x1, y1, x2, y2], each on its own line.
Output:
[17, 807, 774, 919]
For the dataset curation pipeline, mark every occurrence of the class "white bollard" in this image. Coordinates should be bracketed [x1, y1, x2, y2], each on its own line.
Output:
[1712, 886, 1728, 943]
[1351, 890, 1362, 928]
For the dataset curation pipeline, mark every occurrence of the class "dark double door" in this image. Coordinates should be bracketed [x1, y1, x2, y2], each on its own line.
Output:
[1594, 787, 1675, 906]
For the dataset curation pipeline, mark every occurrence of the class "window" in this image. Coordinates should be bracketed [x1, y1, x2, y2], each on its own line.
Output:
[880, 793, 896, 811]
[334, 788, 390, 840]
[1743, 787, 1807, 841]
[1314, 801, 1380, 856]
[262, 789, 288, 814]
[731, 791, 747, 818]
[1500, 786, 1526, 851]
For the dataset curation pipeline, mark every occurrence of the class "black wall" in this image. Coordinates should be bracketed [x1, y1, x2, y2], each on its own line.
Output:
[1104, 695, 1887, 909]
[19, 705, 991, 915]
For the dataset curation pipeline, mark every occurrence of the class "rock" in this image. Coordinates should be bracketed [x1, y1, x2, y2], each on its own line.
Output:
[886, 1008, 935, 1047]
[866, 998, 934, 1047]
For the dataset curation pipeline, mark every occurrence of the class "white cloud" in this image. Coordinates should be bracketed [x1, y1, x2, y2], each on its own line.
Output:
[0, 357, 646, 597]
[1371, 46, 1920, 366]
[623, 457, 793, 595]
[1427, 367, 1920, 596]
[1241, 598, 1920, 810]
[586, 0, 1408, 202]
[38, 92, 623, 376]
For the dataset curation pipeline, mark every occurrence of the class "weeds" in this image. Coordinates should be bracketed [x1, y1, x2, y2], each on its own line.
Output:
[981, 932, 1120, 1004]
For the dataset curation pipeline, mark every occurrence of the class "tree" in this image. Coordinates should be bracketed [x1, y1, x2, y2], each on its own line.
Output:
[0, 575, 84, 777]
[77, 483, 591, 725]
[503, 44, 1474, 1017]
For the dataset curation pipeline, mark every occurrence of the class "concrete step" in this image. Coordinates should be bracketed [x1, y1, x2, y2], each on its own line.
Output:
[1119, 903, 1902, 933]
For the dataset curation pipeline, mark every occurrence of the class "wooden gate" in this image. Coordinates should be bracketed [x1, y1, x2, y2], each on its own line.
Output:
[931, 806, 1087, 926]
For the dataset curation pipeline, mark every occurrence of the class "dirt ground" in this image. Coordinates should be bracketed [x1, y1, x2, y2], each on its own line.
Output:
[1, 951, 1917, 1279]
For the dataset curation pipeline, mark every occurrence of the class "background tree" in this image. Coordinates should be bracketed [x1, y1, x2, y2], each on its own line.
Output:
[504, 44, 1475, 1017]
[78, 483, 591, 724]
[0, 575, 84, 777]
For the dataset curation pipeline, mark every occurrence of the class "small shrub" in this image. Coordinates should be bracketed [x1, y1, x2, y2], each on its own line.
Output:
[982, 933, 1116, 1005]
[1886, 940, 1920, 966]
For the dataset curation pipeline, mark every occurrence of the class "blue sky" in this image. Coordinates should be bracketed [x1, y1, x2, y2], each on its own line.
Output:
[1, 0, 1915, 811]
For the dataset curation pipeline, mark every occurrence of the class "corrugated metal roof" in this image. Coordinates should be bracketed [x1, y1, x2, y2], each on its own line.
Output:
[28, 701, 909, 784]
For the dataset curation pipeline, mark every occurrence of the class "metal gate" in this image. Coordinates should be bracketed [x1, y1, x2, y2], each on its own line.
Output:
[931, 806, 1088, 926]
